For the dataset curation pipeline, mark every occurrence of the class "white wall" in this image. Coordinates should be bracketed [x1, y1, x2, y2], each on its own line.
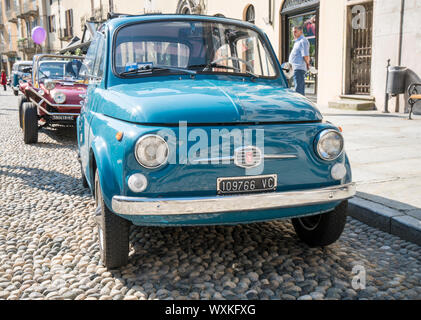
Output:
[316, 0, 346, 106]
[370, 0, 421, 111]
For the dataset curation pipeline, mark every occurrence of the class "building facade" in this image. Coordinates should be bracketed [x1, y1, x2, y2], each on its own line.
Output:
[104, 0, 421, 112]
[1, 0, 420, 112]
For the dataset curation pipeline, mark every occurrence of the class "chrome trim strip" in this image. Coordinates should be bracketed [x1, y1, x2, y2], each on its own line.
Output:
[191, 156, 234, 164]
[28, 87, 81, 108]
[190, 154, 297, 164]
[112, 183, 356, 216]
[263, 154, 297, 159]
[29, 98, 79, 117]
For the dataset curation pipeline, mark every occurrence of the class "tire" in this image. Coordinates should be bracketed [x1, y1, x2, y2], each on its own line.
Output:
[22, 102, 38, 144]
[292, 200, 348, 247]
[18, 95, 28, 129]
[13, 89, 18, 96]
[95, 170, 130, 269]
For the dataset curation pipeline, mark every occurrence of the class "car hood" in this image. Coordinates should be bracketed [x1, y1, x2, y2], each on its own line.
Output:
[101, 79, 322, 124]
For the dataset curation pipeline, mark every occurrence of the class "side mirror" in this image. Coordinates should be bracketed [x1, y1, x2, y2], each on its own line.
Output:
[281, 62, 294, 80]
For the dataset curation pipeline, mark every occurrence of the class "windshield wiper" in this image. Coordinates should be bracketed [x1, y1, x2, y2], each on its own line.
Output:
[188, 63, 260, 79]
[120, 65, 196, 76]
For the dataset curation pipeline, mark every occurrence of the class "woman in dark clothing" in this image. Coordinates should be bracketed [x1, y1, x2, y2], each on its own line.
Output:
[1, 70, 7, 91]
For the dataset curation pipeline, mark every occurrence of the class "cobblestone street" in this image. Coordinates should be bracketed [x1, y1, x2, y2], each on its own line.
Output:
[0, 90, 420, 300]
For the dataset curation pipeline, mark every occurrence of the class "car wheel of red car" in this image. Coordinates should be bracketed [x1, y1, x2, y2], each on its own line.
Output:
[22, 102, 38, 144]
[95, 169, 130, 269]
[18, 96, 28, 129]
[291, 200, 348, 247]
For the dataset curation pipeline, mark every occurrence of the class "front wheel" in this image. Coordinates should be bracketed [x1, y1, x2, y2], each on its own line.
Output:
[95, 170, 130, 269]
[18, 95, 28, 129]
[22, 102, 38, 144]
[292, 200, 348, 247]
[13, 89, 18, 96]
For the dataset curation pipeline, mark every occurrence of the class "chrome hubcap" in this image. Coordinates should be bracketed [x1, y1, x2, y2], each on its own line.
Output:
[98, 225, 104, 252]
[298, 214, 322, 231]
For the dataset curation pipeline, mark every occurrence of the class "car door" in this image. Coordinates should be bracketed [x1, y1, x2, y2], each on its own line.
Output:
[78, 31, 105, 182]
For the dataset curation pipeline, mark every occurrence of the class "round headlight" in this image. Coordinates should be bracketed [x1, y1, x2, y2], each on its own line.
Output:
[44, 80, 56, 91]
[53, 91, 66, 104]
[135, 134, 169, 169]
[315, 129, 344, 161]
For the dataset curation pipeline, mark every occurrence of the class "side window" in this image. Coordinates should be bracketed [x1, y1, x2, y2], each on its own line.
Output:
[93, 35, 105, 78]
[82, 33, 99, 77]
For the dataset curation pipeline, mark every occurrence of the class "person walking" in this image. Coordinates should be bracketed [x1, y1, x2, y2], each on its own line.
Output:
[288, 26, 310, 96]
[1, 70, 7, 92]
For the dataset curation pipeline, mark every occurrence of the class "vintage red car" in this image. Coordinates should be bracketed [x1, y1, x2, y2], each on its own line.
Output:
[18, 54, 87, 144]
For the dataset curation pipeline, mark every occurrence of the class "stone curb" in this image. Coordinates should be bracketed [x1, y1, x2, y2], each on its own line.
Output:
[348, 197, 421, 246]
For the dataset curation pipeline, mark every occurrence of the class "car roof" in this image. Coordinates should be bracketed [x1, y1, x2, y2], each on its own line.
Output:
[40, 60, 67, 64]
[104, 14, 261, 33]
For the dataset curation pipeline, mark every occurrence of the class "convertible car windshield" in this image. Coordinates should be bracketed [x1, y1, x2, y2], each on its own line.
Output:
[114, 21, 279, 78]
[39, 60, 84, 81]
[40, 62, 66, 79]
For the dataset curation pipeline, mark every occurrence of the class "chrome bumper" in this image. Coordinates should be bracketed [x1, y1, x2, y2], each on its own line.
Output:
[111, 183, 356, 216]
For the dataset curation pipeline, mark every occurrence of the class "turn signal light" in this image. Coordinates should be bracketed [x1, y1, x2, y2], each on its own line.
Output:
[116, 132, 124, 141]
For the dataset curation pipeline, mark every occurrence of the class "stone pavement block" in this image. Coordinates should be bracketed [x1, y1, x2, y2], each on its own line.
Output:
[391, 215, 421, 246]
[356, 192, 417, 211]
[348, 197, 404, 233]
[406, 209, 421, 220]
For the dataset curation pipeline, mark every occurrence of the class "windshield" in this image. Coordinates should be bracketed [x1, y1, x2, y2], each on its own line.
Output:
[114, 21, 279, 78]
[38, 59, 85, 82]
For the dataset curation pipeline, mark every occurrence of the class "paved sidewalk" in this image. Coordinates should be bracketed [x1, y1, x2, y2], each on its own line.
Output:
[319, 105, 421, 245]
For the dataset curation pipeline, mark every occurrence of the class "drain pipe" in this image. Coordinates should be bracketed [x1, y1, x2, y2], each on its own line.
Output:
[395, 0, 405, 112]
[384, 59, 390, 113]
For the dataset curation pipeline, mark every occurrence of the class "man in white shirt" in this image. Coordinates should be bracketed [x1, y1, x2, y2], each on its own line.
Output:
[288, 26, 310, 96]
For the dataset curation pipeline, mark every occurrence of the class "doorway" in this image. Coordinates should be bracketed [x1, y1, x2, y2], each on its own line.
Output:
[281, 0, 319, 101]
[346, 1, 373, 95]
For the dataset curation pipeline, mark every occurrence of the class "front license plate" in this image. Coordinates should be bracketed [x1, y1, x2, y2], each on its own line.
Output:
[217, 175, 277, 195]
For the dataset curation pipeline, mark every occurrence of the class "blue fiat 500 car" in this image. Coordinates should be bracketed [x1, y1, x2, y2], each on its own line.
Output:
[77, 14, 356, 268]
